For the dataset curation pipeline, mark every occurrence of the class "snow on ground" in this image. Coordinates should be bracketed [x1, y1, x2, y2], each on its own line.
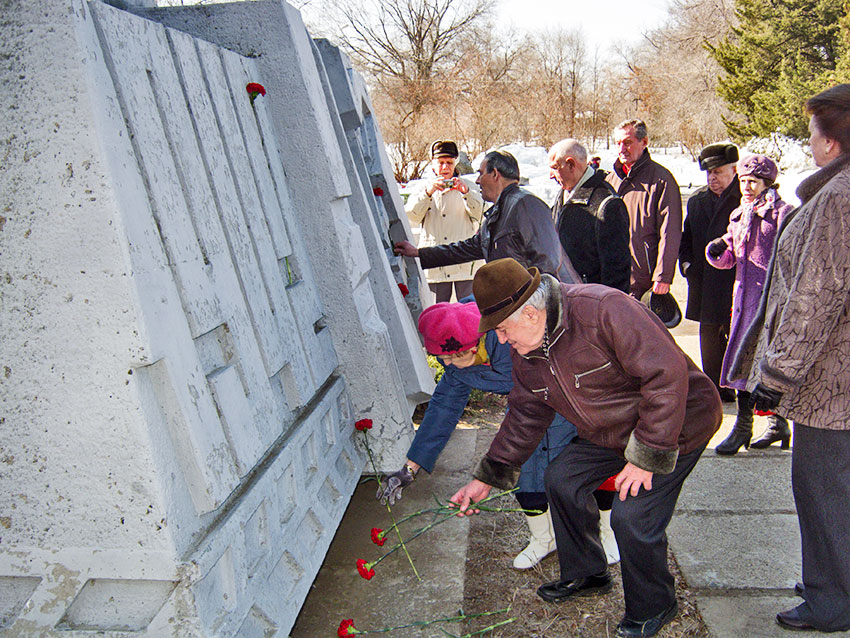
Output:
[400, 137, 818, 207]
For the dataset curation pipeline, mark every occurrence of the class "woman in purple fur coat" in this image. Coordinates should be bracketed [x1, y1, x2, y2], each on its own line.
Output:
[705, 155, 794, 455]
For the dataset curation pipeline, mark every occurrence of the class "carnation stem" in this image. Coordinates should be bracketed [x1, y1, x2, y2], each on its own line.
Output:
[354, 607, 512, 634]
[359, 430, 420, 580]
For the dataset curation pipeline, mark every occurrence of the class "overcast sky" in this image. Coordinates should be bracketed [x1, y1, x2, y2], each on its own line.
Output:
[495, 0, 672, 53]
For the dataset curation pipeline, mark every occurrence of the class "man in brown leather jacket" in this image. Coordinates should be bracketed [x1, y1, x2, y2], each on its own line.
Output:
[451, 258, 721, 638]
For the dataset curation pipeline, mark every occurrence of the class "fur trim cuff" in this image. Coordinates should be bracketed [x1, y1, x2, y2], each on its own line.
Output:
[624, 431, 678, 474]
[473, 457, 521, 490]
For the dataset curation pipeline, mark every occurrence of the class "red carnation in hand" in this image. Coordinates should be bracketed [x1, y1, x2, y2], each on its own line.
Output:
[370, 527, 386, 546]
[355, 418, 373, 431]
[246, 82, 266, 104]
[398, 283, 409, 297]
[356, 558, 375, 580]
[337, 618, 358, 636]
[373, 186, 385, 197]
[754, 409, 774, 416]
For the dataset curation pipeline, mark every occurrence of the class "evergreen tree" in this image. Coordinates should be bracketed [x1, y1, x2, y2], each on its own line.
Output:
[709, 0, 847, 139]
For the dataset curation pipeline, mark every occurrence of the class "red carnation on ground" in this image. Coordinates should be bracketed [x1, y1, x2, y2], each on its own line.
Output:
[355, 418, 372, 431]
[373, 186, 385, 197]
[246, 82, 266, 104]
[398, 283, 409, 297]
[370, 527, 386, 546]
[356, 559, 375, 580]
[337, 618, 358, 636]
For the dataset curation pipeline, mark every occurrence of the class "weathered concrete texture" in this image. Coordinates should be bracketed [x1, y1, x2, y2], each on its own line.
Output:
[291, 429, 477, 638]
[138, 0, 435, 471]
[1, 0, 425, 635]
[313, 39, 435, 394]
[675, 454, 796, 513]
[669, 512, 801, 589]
[697, 593, 848, 638]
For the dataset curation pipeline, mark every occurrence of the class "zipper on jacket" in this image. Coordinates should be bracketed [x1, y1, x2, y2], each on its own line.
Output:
[574, 362, 612, 388]
[531, 387, 549, 401]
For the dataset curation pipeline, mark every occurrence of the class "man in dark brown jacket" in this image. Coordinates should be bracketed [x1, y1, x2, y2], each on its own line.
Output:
[606, 120, 683, 299]
[451, 258, 721, 638]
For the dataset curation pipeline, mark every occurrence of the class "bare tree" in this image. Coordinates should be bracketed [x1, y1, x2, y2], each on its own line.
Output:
[613, 0, 735, 153]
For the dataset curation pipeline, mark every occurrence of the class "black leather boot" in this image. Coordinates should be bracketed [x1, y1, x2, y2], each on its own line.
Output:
[750, 414, 791, 449]
[716, 391, 753, 455]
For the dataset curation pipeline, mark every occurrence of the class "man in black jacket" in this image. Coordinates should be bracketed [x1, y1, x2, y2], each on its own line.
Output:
[548, 139, 630, 292]
[394, 150, 579, 284]
[679, 143, 741, 402]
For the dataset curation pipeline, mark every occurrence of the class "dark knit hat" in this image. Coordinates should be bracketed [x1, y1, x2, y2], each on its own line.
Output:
[418, 302, 482, 355]
[698, 143, 739, 171]
[473, 258, 541, 332]
[737, 154, 779, 185]
[430, 140, 459, 159]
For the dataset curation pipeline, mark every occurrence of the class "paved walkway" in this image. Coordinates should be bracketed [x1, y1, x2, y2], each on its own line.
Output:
[291, 276, 849, 637]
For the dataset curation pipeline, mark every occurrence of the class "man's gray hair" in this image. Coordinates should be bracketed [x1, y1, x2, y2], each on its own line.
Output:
[483, 150, 520, 181]
[614, 119, 648, 140]
[549, 139, 588, 164]
[506, 276, 550, 323]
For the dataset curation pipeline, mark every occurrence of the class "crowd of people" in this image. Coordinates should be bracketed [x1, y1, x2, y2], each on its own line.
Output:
[386, 83, 850, 637]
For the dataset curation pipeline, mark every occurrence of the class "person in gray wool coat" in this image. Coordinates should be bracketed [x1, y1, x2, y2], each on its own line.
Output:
[727, 84, 850, 633]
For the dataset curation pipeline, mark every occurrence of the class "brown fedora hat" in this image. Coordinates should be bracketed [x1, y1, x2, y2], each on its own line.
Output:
[473, 258, 541, 332]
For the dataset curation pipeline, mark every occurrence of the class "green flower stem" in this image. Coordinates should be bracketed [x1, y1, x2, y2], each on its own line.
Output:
[359, 431, 420, 580]
[441, 617, 517, 637]
[354, 607, 512, 635]
[370, 489, 542, 568]
[369, 509, 458, 569]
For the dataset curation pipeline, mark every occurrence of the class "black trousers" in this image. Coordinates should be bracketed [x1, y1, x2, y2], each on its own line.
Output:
[544, 438, 704, 620]
[792, 423, 850, 631]
[428, 280, 474, 303]
[699, 321, 729, 391]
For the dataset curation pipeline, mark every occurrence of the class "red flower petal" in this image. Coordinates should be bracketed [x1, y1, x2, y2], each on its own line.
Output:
[373, 186, 385, 197]
[245, 82, 266, 96]
[753, 409, 774, 416]
[354, 418, 373, 431]
[598, 475, 617, 492]
[337, 618, 357, 636]
[398, 283, 409, 297]
[356, 558, 375, 580]
[370, 527, 386, 546]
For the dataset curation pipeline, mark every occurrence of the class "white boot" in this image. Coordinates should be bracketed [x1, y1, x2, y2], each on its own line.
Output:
[513, 510, 556, 569]
[599, 508, 620, 564]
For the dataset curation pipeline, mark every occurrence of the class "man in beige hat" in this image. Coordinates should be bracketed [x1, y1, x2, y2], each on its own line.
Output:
[450, 258, 721, 638]
[404, 140, 484, 302]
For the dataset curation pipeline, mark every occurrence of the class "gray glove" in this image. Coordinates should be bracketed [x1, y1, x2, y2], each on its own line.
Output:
[377, 465, 416, 506]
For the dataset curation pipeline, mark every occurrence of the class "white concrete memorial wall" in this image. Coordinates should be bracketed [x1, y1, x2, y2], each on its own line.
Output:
[0, 0, 433, 635]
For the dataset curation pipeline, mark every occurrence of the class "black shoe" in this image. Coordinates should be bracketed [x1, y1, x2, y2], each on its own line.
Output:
[794, 582, 804, 597]
[616, 600, 678, 637]
[715, 427, 752, 455]
[776, 607, 815, 631]
[537, 570, 612, 602]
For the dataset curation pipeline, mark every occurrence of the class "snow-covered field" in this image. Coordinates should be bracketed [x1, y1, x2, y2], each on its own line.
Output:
[401, 137, 818, 207]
